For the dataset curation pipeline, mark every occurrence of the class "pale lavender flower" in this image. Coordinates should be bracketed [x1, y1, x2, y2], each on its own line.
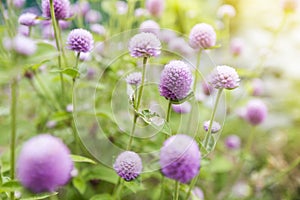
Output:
[160, 134, 201, 183]
[86, 67, 96, 80]
[189, 23, 216, 49]
[225, 135, 241, 150]
[146, 0, 165, 17]
[168, 37, 194, 56]
[13, 0, 25, 8]
[113, 151, 142, 181]
[172, 102, 191, 114]
[135, 8, 149, 17]
[251, 78, 264, 96]
[59, 20, 71, 29]
[46, 120, 57, 128]
[90, 24, 106, 36]
[18, 13, 37, 26]
[191, 187, 204, 200]
[13, 35, 36, 55]
[128, 32, 161, 58]
[139, 20, 160, 35]
[126, 72, 142, 86]
[42, 0, 70, 20]
[203, 120, 221, 133]
[79, 52, 91, 61]
[42, 25, 54, 39]
[245, 99, 267, 126]
[230, 38, 244, 56]
[217, 4, 236, 18]
[85, 10, 101, 24]
[17, 134, 73, 193]
[159, 60, 193, 101]
[116, 1, 128, 15]
[66, 104, 73, 112]
[67, 29, 94, 53]
[202, 81, 214, 96]
[159, 29, 177, 43]
[209, 65, 240, 90]
[18, 25, 30, 37]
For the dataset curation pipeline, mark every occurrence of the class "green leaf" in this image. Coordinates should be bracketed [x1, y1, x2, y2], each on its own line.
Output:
[26, 60, 50, 71]
[90, 194, 113, 200]
[83, 165, 118, 184]
[170, 92, 194, 105]
[51, 68, 80, 78]
[20, 192, 58, 200]
[70, 154, 96, 164]
[72, 177, 86, 194]
[123, 181, 145, 193]
[208, 156, 233, 173]
[0, 180, 22, 192]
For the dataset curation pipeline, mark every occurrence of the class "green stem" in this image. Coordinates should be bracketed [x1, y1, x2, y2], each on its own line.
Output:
[166, 100, 172, 123]
[174, 181, 180, 200]
[113, 178, 124, 200]
[203, 89, 223, 151]
[10, 78, 17, 200]
[49, 0, 65, 99]
[184, 173, 199, 200]
[127, 57, 148, 150]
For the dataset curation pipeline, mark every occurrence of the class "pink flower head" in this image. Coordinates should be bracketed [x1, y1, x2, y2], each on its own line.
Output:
[203, 120, 221, 133]
[209, 65, 240, 90]
[217, 4, 236, 18]
[126, 72, 142, 86]
[225, 135, 241, 150]
[230, 38, 244, 56]
[13, 35, 37, 56]
[189, 23, 216, 49]
[13, 0, 25, 8]
[245, 99, 267, 126]
[85, 10, 102, 24]
[139, 20, 160, 35]
[172, 102, 191, 114]
[146, 0, 165, 17]
[42, 0, 70, 20]
[90, 24, 106, 36]
[18, 13, 38, 26]
[67, 28, 94, 53]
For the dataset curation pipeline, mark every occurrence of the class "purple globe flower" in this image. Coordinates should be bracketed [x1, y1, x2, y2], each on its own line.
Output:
[128, 32, 161, 58]
[18, 13, 37, 27]
[146, 0, 165, 17]
[42, 0, 70, 20]
[245, 99, 267, 126]
[113, 151, 142, 181]
[12, 35, 37, 56]
[160, 134, 201, 183]
[225, 135, 241, 150]
[251, 78, 264, 96]
[67, 28, 94, 53]
[85, 10, 102, 24]
[202, 81, 214, 96]
[17, 134, 73, 193]
[172, 101, 191, 114]
[203, 120, 221, 133]
[13, 0, 25, 8]
[126, 72, 142, 86]
[139, 20, 160, 35]
[90, 24, 106, 36]
[191, 187, 204, 200]
[189, 23, 216, 49]
[209, 65, 240, 90]
[159, 60, 193, 101]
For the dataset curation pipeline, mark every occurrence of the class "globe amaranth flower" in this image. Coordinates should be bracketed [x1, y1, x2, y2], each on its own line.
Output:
[18, 13, 38, 26]
[202, 81, 214, 96]
[13, 0, 25, 8]
[85, 10, 102, 24]
[230, 38, 244, 56]
[225, 135, 241, 150]
[128, 32, 161, 58]
[251, 78, 264, 96]
[126, 72, 142, 86]
[146, 0, 165, 17]
[191, 187, 204, 200]
[189, 23, 216, 49]
[12, 35, 37, 56]
[209, 65, 240, 90]
[113, 151, 142, 181]
[203, 120, 221, 133]
[245, 99, 267, 126]
[42, 0, 70, 20]
[217, 4, 236, 18]
[67, 28, 94, 53]
[17, 134, 73, 193]
[172, 101, 191, 114]
[159, 60, 193, 101]
[139, 20, 160, 35]
[90, 24, 106, 36]
[160, 134, 201, 183]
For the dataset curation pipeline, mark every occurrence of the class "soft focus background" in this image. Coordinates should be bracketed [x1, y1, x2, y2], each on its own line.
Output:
[0, 0, 300, 199]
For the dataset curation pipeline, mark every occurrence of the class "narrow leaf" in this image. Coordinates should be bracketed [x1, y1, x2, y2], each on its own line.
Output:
[70, 154, 97, 164]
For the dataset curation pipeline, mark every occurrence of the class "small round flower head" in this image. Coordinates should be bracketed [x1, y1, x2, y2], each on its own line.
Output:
[13, 0, 25, 8]
[251, 78, 264, 96]
[116, 1, 128, 15]
[18, 13, 37, 26]
[160, 134, 201, 183]
[46, 120, 57, 128]
[67, 28, 94, 53]
[135, 8, 149, 17]
[17, 134, 73, 193]
[66, 104, 73, 112]
[146, 0, 165, 17]
[189, 23, 216, 49]
[90, 24, 106, 36]
[128, 32, 161, 58]
[203, 120, 221, 133]
[85, 10, 101, 24]
[202, 81, 214, 96]
[139, 20, 160, 35]
[225, 135, 241, 150]
[230, 38, 244, 56]
[172, 101, 191, 114]
[217, 4, 236, 18]
[59, 20, 71, 30]
[159, 60, 193, 101]
[209, 65, 240, 90]
[159, 29, 177, 43]
[113, 151, 142, 181]
[18, 25, 30, 37]
[42, 0, 70, 20]
[168, 37, 194, 57]
[191, 187, 204, 200]
[126, 72, 142, 86]
[245, 99, 267, 126]
[79, 52, 91, 61]
[13, 35, 37, 56]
